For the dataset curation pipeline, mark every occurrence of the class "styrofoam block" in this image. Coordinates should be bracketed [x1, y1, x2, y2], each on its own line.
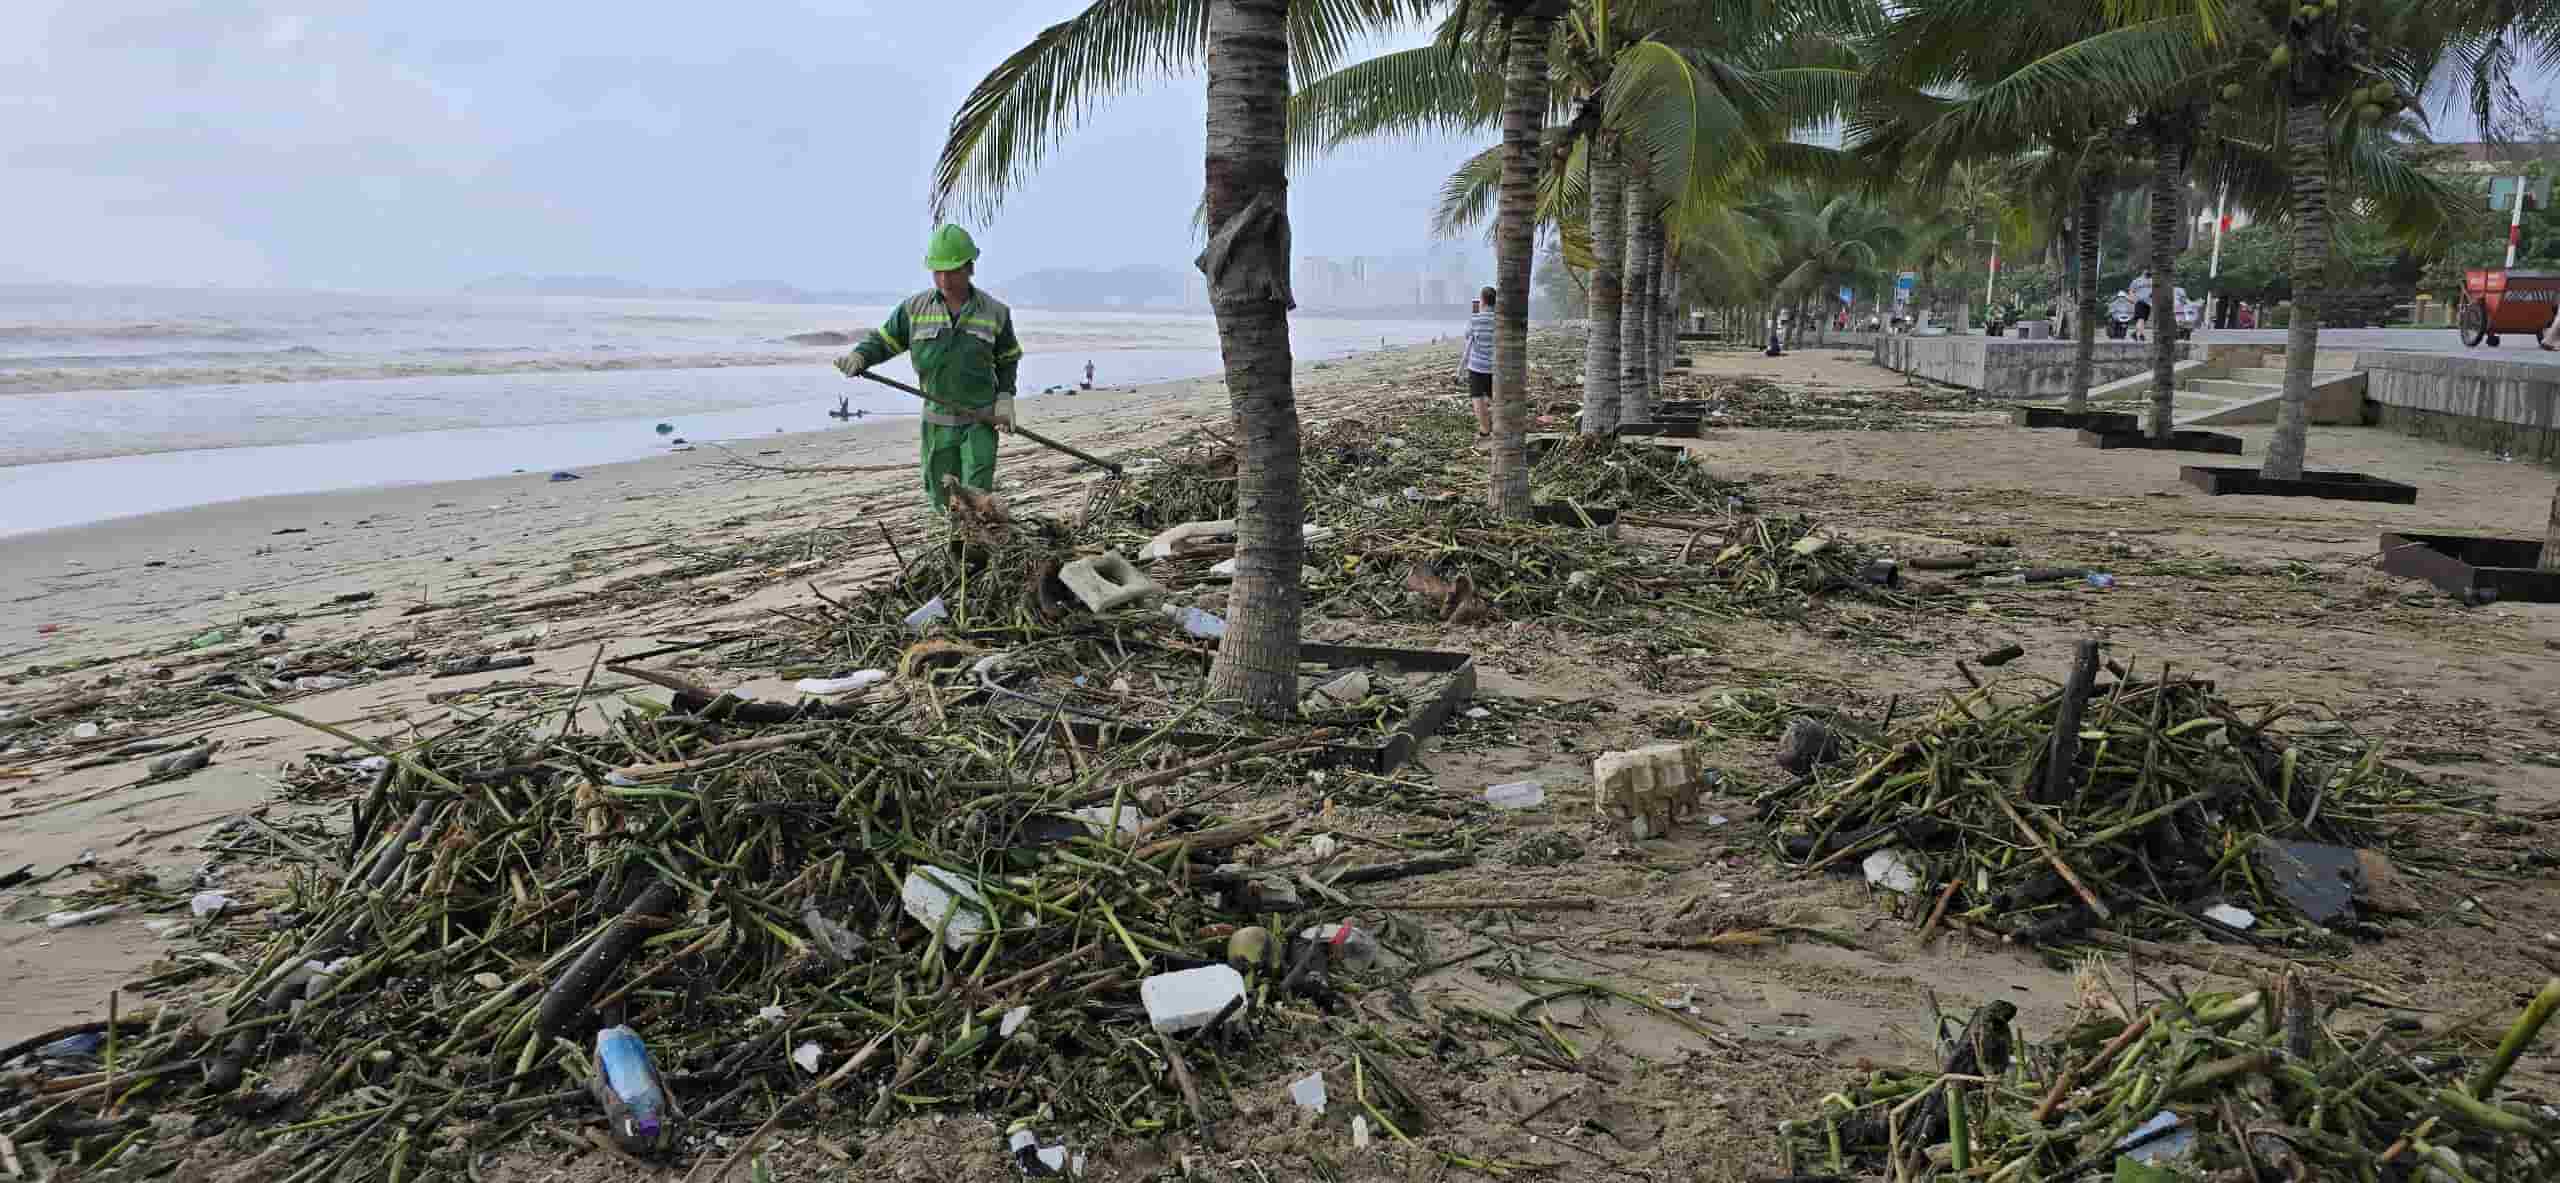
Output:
[1141, 965, 1245, 1034]
[1058, 550, 1161, 612]
[902, 867, 998, 950]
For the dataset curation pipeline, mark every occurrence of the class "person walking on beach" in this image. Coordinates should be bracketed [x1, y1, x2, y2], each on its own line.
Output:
[835, 224, 1024, 513]
[1460, 286, 1495, 438]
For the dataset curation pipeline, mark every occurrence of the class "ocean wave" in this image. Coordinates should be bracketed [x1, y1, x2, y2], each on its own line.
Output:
[0, 345, 326, 370]
[0, 351, 819, 396]
[0, 321, 270, 343]
[779, 330, 859, 346]
[607, 313, 721, 324]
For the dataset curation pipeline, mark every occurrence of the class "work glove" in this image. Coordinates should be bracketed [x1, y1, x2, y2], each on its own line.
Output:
[833, 352, 868, 378]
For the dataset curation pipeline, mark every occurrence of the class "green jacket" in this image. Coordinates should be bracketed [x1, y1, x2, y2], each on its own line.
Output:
[852, 287, 1024, 426]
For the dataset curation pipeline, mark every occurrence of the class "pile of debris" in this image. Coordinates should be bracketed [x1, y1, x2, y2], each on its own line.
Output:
[1757, 643, 2493, 946]
[1528, 434, 1741, 513]
[1779, 979, 2560, 1181]
[0, 665, 1431, 1179]
[1662, 374, 2000, 430]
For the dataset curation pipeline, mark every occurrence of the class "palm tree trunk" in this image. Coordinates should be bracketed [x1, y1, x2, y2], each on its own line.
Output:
[2263, 99, 2326, 481]
[1659, 255, 1678, 383]
[2068, 176, 2100, 415]
[1581, 134, 1624, 435]
[1620, 165, 1654, 426]
[1488, 1, 1555, 516]
[1658, 220, 1679, 402]
[2147, 135, 2181, 438]
[1662, 267, 1680, 373]
[2543, 482, 2560, 570]
[1199, 0, 1301, 715]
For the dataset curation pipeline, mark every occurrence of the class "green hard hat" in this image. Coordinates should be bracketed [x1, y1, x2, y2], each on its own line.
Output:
[924, 224, 980, 272]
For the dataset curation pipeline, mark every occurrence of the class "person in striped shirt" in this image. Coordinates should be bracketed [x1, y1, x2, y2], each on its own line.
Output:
[1459, 286, 1496, 438]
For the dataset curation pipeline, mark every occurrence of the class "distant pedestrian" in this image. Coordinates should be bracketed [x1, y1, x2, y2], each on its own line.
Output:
[1082, 359, 1094, 390]
[1461, 286, 1496, 438]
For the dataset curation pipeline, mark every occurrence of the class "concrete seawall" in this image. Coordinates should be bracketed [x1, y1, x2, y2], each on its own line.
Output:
[1873, 336, 2172, 398]
[2358, 351, 2560, 463]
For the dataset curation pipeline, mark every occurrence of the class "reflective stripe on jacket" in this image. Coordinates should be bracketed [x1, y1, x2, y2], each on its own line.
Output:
[855, 287, 1024, 425]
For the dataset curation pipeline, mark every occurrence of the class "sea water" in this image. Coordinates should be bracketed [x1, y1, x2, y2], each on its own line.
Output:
[0, 284, 1453, 536]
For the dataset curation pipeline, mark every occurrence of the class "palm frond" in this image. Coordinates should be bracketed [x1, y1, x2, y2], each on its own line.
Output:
[2101, 0, 2229, 47]
[1289, 45, 1503, 168]
[930, 0, 1436, 224]
[1431, 144, 1506, 237]
[1900, 20, 2209, 169]
[1607, 41, 1759, 209]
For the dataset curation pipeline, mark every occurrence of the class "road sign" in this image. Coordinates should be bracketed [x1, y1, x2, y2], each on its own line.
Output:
[2489, 175, 2551, 212]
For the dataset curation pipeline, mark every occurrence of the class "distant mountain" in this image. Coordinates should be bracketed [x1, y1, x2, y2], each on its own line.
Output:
[461, 274, 903, 306]
[998, 264, 1197, 310]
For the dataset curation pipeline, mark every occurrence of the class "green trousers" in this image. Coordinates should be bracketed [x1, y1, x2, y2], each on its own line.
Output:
[922, 420, 999, 512]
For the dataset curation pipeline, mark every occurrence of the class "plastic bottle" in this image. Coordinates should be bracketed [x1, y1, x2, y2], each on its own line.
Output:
[593, 1026, 675, 1154]
[1163, 604, 1227, 639]
[1298, 922, 1380, 971]
[2085, 572, 2116, 590]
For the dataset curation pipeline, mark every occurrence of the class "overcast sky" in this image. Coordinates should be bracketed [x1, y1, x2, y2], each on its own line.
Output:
[0, 1, 1483, 292]
[9, 4, 2553, 294]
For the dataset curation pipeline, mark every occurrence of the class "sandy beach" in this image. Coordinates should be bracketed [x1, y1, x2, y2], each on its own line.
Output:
[7, 336, 2560, 1181]
[0, 341, 1462, 1037]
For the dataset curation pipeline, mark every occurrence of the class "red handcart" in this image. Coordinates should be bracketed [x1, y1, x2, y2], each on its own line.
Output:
[2456, 268, 2560, 348]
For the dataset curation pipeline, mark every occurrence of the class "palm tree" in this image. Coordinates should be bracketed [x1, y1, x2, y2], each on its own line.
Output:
[1292, 0, 1865, 442]
[2241, 3, 2437, 480]
[1489, 0, 1567, 515]
[930, 0, 1429, 714]
[1585, 129, 1626, 431]
[1623, 160, 1658, 412]
[1747, 186, 1906, 346]
[2136, 105, 2199, 439]
[1852, 1, 2199, 415]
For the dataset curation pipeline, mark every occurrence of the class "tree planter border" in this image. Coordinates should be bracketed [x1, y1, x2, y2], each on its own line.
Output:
[2377, 532, 2560, 604]
[2013, 407, 2138, 432]
[996, 642, 1476, 774]
[2177, 466, 2417, 504]
[1653, 399, 1712, 416]
[2075, 428, 2243, 455]
[1613, 419, 1704, 439]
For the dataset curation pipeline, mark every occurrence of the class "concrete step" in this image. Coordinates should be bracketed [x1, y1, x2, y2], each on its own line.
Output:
[2176, 369, 2367, 427]
[2183, 378, 2285, 400]
[2226, 367, 2358, 385]
[2263, 350, 2361, 372]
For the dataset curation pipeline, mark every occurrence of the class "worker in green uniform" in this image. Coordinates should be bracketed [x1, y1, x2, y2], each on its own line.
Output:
[834, 225, 1025, 512]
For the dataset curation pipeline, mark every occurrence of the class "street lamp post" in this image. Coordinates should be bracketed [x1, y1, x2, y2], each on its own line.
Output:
[2203, 182, 2228, 333]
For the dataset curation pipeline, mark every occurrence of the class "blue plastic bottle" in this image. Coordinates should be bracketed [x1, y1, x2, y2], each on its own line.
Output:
[593, 1025, 678, 1154]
